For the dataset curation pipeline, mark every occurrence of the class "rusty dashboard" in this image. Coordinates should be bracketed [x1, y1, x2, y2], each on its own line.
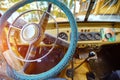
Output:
[45, 22, 120, 49]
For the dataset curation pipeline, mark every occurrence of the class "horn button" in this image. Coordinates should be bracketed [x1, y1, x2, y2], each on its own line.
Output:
[21, 23, 40, 42]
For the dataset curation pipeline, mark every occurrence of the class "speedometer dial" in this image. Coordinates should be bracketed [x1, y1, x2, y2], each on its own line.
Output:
[94, 33, 101, 40]
[86, 33, 93, 40]
[79, 33, 86, 40]
[58, 32, 68, 40]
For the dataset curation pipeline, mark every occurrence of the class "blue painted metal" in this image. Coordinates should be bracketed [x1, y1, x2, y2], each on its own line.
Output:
[0, 0, 78, 79]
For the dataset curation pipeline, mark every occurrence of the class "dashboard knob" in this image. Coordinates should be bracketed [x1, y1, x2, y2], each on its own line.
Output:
[105, 33, 112, 39]
[89, 51, 96, 57]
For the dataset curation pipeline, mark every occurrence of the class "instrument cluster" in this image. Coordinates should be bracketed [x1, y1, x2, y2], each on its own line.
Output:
[51, 22, 120, 49]
[78, 32, 101, 41]
[12, 20, 120, 49]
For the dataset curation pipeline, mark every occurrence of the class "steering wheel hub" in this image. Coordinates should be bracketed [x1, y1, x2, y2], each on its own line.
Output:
[21, 23, 40, 42]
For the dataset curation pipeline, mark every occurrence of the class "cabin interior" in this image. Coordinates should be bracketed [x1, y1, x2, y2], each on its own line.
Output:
[0, 0, 120, 80]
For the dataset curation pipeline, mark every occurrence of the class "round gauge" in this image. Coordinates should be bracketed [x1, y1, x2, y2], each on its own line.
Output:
[86, 33, 93, 40]
[79, 33, 86, 40]
[94, 33, 101, 40]
[105, 33, 112, 39]
[58, 32, 68, 40]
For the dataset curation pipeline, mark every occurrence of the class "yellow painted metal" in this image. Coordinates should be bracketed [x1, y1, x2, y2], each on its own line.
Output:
[59, 59, 90, 80]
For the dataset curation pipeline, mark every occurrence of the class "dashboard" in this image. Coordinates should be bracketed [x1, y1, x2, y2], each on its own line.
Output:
[45, 22, 120, 49]
[10, 19, 120, 50]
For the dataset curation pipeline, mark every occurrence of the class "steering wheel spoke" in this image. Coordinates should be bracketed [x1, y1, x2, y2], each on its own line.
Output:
[9, 24, 21, 37]
[22, 44, 38, 72]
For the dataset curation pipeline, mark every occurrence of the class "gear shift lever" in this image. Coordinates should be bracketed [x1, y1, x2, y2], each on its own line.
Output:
[66, 51, 96, 78]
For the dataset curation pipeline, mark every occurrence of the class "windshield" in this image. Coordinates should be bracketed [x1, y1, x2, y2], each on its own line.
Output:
[0, 0, 120, 22]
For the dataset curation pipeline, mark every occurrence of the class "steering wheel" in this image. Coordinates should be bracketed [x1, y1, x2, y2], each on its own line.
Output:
[0, 0, 77, 80]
